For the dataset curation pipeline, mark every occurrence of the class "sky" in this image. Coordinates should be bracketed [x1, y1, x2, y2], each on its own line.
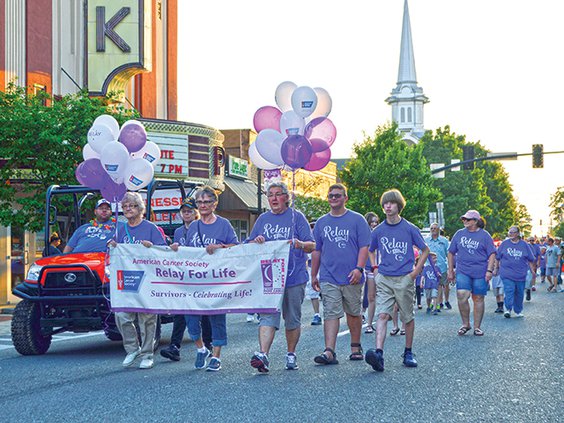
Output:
[177, 0, 564, 235]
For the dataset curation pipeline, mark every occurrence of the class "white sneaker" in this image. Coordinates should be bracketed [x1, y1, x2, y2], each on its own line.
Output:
[246, 314, 255, 323]
[122, 349, 141, 367]
[139, 357, 154, 369]
[504, 310, 511, 318]
[514, 313, 525, 318]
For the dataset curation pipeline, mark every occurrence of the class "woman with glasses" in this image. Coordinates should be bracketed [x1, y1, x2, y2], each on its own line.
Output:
[110, 192, 167, 369]
[447, 210, 496, 336]
[183, 186, 238, 372]
[495, 226, 535, 318]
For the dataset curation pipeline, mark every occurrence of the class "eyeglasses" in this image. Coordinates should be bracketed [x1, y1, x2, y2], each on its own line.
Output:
[508, 231, 519, 234]
[195, 200, 214, 206]
[461, 218, 476, 221]
[328, 193, 343, 199]
[122, 204, 138, 209]
[267, 192, 287, 198]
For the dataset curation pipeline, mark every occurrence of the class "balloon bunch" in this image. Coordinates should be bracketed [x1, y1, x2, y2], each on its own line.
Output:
[75, 115, 161, 202]
[250, 81, 336, 172]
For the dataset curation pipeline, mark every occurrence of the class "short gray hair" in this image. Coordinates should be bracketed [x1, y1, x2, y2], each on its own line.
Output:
[194, 185, 218, 202]
[121, 192, 146, 214]
[266, 181, 289, 196]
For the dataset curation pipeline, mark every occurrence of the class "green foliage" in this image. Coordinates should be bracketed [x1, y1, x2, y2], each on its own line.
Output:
[516, 203, 532, 237]
[549, 186, 564, 222]
[293, 195, 329, 222]
[0, 83, 138, 231]
[552, 222, 564, 239]
[339, 123, 440, 227]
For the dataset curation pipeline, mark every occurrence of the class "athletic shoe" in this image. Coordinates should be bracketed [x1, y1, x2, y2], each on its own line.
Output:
[439, 303, 444, 309]
[246, 314, 255, 323]
[194, 348, 210, 369]
[515, 312, 525, 318]
[311, 315, 322, 326]
[285, 353, 298, 370]
[532, 286, 537, 292]
[432, 308, 438, 315]
[445, 301, 452, 310]
[122, 349, 141, 367]
[426, 307, 432, 315]
[139, 357, 154, 369]
[435, 307, 441, 313]
[251, 352, 270, 373]
[206, 357, 221, 371]
[402, 351, 418, 368]
[504, 310, 511, 318]
[526, 289, 531, 301]
[160, 344, 181, 362]
[494, 306, 504, 313]
[365, 348, 384, 372]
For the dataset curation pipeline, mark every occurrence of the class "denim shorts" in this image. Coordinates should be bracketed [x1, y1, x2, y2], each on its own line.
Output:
[456, 272, 488, 296]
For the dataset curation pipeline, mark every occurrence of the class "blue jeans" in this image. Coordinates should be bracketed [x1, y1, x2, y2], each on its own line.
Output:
[502, 278, 525, 314]
[456, 272, 488, 296]
[185, 314, 227, 347]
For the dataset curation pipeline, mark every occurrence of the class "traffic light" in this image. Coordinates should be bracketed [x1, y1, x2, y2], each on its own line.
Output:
[462, 146, 475, 170]
[532, 144, 544, 168]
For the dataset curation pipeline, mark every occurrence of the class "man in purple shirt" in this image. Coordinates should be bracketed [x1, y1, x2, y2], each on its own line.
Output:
[365, 189, 429, 372]
[311, 183, 371, 366]
[246, 182, 315, 373]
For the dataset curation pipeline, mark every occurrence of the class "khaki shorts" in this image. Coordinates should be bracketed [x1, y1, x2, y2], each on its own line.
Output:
[375, 273, 415, 324]
[320, 282, 363, 320]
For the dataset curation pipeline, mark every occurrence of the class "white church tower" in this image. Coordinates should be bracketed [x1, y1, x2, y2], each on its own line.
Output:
[386, 0, 429, 145]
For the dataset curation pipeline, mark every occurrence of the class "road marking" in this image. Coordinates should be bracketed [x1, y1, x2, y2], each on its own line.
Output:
[337, 323, 371, 338]
[0, 331, 106, 351]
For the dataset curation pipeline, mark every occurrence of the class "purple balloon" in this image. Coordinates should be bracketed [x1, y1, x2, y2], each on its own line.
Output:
[281, 135, 312, 169]
[75, 159, 111, 189]
[119, 123, 147, 153]
[253, 106, 282, 133]
[309, 138, 330, 153]
[304, 117, 337, 147]
[101, 180, 127, 203]
[304, 148, 332, 171]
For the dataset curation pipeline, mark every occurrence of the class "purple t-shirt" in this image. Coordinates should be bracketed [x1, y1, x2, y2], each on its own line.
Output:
[496, 239, 535, 281]
[116, 220, 167, 245]
[247, 208, 313, 287]
[422, 264, 439, 289]
[68, 220, 116, 252]
[448, 228, 495, 279]
[185, 216, 238, 248]
[313, 210, 371, 285]
[369, 218, 428, 277]
[173, 225, 191, 246]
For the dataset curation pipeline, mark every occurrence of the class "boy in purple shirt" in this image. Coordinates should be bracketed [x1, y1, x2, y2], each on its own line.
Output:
[311, 184, 371, 365]
[422, 253, 441, 315]
[365, 189, 429, 372]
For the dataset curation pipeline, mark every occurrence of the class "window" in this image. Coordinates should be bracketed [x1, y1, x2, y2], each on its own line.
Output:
[407, 107, 412, 123]
[400, 107, 405, 123]
[229, 219, 248, 242]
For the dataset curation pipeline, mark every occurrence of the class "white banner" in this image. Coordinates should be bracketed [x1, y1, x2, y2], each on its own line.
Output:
[109, 241, 290, 315]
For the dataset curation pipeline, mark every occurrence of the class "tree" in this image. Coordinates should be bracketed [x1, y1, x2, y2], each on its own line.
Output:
[0, 83, 137, 231]
[516, 203, 532, 237]
[293, 195, 329, 222]
[549, 186, 564, 223]
[339, 123, 440, 227]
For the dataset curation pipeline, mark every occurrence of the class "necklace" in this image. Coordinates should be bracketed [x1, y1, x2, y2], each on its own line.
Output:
[90, 217, 116, 230]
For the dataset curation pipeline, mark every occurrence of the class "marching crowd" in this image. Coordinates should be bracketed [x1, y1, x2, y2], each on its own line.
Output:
[60, 182, 563, 372]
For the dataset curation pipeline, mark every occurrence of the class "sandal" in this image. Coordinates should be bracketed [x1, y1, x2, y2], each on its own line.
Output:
[457, 326, 472, 336]
[364, 325, 374, 334]
[349, 343, 364, 360]
[390, 327, 400, 336]
[473, 328, 484, 336]
[400, 329, 406, 336]
[314, 347, 339, 365]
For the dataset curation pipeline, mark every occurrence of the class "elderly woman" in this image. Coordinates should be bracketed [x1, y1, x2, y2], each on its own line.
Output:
[183, 186, 238, 372]
[447, 210, 496, 336]
[496, 226, 536, 318]
[246, 182, 314, 373]
[110, 192, 167, 369]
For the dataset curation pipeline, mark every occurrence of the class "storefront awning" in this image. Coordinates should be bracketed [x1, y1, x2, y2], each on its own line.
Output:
[219, 178, 267, 212]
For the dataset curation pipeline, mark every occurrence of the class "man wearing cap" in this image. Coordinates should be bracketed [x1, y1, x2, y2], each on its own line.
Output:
[63, 199, 116, 253]
[447, 210, 496, 337]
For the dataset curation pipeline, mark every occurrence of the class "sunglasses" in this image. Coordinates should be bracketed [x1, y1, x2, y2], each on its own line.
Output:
[328, 193, 343, 199]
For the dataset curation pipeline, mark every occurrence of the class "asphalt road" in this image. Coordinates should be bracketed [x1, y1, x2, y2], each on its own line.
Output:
[0, 286, 562, 423]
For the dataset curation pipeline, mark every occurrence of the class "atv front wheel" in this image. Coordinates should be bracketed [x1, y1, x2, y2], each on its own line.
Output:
[11, 300, 52, 355]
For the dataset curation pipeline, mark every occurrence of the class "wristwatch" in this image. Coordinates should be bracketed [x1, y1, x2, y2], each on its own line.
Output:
[355, 266, 364, 273]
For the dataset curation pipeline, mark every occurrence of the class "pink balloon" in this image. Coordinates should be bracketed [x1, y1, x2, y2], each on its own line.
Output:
[253, 106, 282, 133]
[303, 148, 332, 171]
[309, 138, 330, 153]
[304, 117, 337, 147]
[281, 135, 312, 169]
[75, 159, 111, 189]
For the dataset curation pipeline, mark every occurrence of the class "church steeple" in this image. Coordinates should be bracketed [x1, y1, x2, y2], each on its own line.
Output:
[386, 0, 429, 145]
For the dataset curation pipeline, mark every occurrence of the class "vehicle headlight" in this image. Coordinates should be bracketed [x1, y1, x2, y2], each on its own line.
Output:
[26, 263, 43, 281]
[104, 265, 110, 281]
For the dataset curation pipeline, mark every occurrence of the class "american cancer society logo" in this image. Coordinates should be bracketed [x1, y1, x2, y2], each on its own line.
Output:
[260, 258, 285, 294]
[117, 270, 145, 292]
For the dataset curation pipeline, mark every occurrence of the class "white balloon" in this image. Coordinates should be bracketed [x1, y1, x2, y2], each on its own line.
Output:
[87, 123, 116, 153]
[123, 158, 154, 191]
[291, 86, 318, 118]
[275, 81, 297, 112]
[121, 119, 143, 129]
[279, 110, 305, 137]
[131, 141, 161, 167]
[248, 142, 280, 170]
[93, 114, 120, 139]
[82, 143, 100, 161]
[255, 129, 284, 166]
[100, 141, 130, 181]
[307, 87, 333, 121]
